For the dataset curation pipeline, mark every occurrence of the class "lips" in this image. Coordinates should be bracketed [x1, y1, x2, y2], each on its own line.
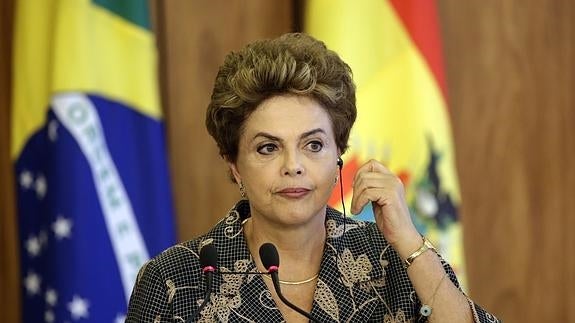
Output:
[276, 187, 311, 199]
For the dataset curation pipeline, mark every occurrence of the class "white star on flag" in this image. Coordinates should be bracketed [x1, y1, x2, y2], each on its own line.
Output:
[44, 310, 55, 323]
[20, 170, 33, 189]
[52, 216, 73, 239]
[67, 295, 90, 320]
[45, 288, 58, 306]
[114, 313, 126, 323]
[48, 119, 59, 142]
[35, 174, 47, 199]
[26, 235, 42, 257]
[24, 272, 41, 296]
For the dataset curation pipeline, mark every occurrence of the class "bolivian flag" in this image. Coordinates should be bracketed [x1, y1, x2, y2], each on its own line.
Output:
[305, 0, 465, 279]
[12, 1, 175, 321]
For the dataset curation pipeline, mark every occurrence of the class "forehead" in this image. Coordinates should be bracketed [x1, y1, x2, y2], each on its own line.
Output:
[243, 95, 334, 138]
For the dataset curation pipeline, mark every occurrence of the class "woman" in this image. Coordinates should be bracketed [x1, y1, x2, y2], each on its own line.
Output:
[126, 33, 499, 322]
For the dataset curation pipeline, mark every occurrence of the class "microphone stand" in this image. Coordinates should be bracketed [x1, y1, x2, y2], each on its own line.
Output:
[187, 243, 217, 323]
[192, 268, 213, 320]
[268, 270, 321, 323]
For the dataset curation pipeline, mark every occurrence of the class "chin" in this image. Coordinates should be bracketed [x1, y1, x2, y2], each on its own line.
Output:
[272, 204, 326, 226]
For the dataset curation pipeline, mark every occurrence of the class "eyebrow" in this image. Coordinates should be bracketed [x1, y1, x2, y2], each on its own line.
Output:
[251, 128, 327, 143]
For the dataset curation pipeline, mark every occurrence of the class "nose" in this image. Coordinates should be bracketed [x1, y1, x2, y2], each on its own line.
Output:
[281, 150, 304, 176]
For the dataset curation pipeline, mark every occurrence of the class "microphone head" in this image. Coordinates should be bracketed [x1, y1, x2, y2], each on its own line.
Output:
[259, 243, 280, 273]
[199, 243, 218, 272]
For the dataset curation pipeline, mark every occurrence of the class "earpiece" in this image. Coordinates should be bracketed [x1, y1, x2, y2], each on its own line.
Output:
[337, 157, 343, 169]
[336, 156, 347, 230]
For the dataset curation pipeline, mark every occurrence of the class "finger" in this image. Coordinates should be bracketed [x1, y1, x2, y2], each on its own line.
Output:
[353, 175, 401, 205]
[352, 173, 407, 212]
[351, 187, 393, 215]
[353, 172, 397, 192]
[350, 172, 375, 214]
[368, 159, 394, 175]
[353, 159, 393, 184]
[351, 172, 400, 214]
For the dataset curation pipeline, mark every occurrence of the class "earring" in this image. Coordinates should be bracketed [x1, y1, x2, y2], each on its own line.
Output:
[239, 182, 247, 199]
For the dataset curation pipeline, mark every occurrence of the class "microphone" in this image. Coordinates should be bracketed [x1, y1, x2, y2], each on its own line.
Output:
[187, 243, 218, 323]
[259, 243, 321, 323]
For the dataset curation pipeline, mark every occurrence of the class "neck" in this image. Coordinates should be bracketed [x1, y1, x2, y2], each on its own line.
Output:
[243, 207, 326, 281]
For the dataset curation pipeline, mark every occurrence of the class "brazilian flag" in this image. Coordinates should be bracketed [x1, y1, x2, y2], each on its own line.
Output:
[12, 0, 176, 321]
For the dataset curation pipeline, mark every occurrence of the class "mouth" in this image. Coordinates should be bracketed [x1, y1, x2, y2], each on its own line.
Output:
[275, 187, 312, 199]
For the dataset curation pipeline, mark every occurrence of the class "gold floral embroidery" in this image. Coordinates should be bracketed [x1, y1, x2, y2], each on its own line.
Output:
[198, 258, 251, 322]
[136, 260, 151, 285]
[223, 210, 243, 239]
[337, 248, 373, 288]
[224, 225, 243, 239]
[326, 219, 358, 238]
[384, 309, 412, 323]
[166, 279, 176, 303]
[197, 293, 242, 323]
[220, 274, 243, 296]
[173, 244, 198, 259]
[370, 276, 387, 288]
[199, 238, 214, 248]
[370, 250, 390, 289]
[225, 209, 240, 224]
[137, 203, 492, 322]
[233, 259, 250, 272]
[314, 279, 340, 321]
[258, 290, 277, 310]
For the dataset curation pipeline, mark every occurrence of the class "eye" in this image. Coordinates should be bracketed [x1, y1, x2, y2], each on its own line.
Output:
[306, 140, 323, 152]
[257, 143, 278, 155]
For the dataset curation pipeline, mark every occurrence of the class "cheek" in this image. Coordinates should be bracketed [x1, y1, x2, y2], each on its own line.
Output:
[243, 165, 274, 192]
[317, 168, 338, 188]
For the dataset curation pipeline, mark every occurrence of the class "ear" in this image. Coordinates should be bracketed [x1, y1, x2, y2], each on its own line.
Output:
[226, 158, 242, 184]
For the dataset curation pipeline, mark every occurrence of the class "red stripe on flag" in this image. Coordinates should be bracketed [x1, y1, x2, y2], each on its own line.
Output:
[388, 0, 448, 101]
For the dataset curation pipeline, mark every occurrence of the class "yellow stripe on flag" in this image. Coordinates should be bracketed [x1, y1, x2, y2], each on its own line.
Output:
[11, 0, 160, 159]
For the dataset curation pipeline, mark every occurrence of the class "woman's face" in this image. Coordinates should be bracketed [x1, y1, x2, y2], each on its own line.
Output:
[229, 95, 340, 227]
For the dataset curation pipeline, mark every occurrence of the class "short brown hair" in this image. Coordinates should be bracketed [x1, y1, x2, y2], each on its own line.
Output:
[206, 33, 356, 163]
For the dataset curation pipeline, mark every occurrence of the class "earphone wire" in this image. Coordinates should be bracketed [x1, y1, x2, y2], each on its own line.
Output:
[338, 162, 347, 235]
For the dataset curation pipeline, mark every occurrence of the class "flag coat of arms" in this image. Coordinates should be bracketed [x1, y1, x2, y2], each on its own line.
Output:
[12, 0, 176, 321]
[305, 0, 466, 280]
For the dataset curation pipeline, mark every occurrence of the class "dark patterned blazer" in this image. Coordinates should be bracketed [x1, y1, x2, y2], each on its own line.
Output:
[126, 200, 499, 322]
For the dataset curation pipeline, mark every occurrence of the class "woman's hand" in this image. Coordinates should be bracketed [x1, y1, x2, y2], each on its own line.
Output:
[350, 159, 421, 256]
